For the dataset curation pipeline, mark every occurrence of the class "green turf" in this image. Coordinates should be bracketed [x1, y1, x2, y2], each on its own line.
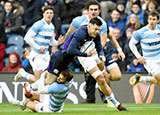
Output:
[0, 103, 160, 115]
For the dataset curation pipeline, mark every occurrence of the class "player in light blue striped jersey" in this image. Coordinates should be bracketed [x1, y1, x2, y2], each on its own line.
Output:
[129, 11, 160, 86]
[23, 5, 64, 82]
[11, 69, 73, 113]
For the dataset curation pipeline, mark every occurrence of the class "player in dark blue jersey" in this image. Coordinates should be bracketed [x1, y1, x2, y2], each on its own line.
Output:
[46, 18, 128, 111]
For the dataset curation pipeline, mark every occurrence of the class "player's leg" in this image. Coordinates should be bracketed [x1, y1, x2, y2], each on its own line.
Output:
[130, 74, 157, 85]
[33, 69, 43, 81]
[131, 60, 160, 85]
[14, 68, 37, 82]
[105, 56, 122, 81]
[107, 66, 122, 81]
[88, 66, 128, 111]
[45, 72, 57, 85]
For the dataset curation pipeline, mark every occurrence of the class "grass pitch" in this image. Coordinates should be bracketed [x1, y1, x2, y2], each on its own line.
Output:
[0, 103, 160, 115]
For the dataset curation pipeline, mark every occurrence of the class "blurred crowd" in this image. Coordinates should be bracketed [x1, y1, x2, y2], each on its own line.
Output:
[0, 0, 159, 72]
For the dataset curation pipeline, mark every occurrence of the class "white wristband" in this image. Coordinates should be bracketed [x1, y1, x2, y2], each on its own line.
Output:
[117, 47, 122, 52]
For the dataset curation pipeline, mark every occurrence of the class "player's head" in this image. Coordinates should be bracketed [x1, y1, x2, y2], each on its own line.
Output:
[88, 18, 102, 38]
[42, 5, 54, 24]
[57, 70, 73, 84]
[148, 11, 159, 29]
[86, 0, 101, 19]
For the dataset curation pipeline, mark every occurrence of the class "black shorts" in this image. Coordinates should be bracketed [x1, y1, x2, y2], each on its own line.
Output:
[47, 50, 73, 76]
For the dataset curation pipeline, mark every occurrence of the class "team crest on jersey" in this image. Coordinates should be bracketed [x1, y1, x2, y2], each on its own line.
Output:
[53, 69, 59, 74]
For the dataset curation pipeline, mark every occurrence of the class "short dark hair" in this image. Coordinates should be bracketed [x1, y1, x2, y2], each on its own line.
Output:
[85, 0, 101, 10]
[43, 5, 54, 13]
[148, 11, 159, 20]
[89, 17, 102, 26]
[61, 69, 73, 82]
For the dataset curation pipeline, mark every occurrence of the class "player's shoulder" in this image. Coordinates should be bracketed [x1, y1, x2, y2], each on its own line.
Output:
[156, 24, 160, 29]
[32, 19, 45, 28]
[72, 15, 88, 24]
[97, 16, 106, 25]
[136, 25, 148, 33]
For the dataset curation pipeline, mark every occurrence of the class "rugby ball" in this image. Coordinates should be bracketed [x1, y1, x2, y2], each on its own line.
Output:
[80, 41, 95, 53]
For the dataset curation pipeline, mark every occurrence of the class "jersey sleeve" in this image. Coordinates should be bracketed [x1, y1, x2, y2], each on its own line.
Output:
[100, 21, 107, 34]
[132, 30, 142, 42]
[71, 16, 83, 29]
[67, 28, 88, 57]
[47, 82, 65, 94]
[24, 22, 42, 50]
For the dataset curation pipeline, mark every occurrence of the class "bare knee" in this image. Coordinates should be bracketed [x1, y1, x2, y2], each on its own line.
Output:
[110, 72, 122, 81]
[96, 75, 106, 85]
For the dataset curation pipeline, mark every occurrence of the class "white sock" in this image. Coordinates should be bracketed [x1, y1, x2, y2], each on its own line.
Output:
[105, 93, 120, 107]
[21, 72, 33, 81]
[140, 76, 152, 83]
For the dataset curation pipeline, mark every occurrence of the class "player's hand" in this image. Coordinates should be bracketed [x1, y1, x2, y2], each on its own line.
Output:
[58, 35, 65, 45]
[118, 51, 125, 61]
[87, 50, 97, 56]
[39, 46, 46, 52]
[99, 56, 106, 62]
[138, 56, 146, 64]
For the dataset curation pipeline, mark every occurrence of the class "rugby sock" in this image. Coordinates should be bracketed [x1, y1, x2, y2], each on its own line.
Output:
[139, 76, 152, 83]
[105, 93, 120, 107]
[21, 72, 33, 81]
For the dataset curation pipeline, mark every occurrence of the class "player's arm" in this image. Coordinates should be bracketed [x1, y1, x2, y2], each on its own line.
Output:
[64, 24, 75, 40]
[129, 37, 145, 64]
[37, 83, 63, 94]
[95, 35, 106, 62]
[67, 36, 88, 57]
[100, 34, 107, 48]
[24, 28, 41, 51]
[108, 32, 125, 61]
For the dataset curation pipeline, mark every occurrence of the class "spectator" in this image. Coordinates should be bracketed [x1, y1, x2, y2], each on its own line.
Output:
[125, 13, 142, 31]
[125, 0, 139, 14]
[141, 0, 149, 10]
[20, 0, 41, 34]
[116, 0, 127, 21]
[111, 49, 119, 61]
[106, 9, 125, 36]
[98, 0, 116, 19]
[105, 0, 127, 22]
[0, 22, 7, 71]
[143, 0, 159, 25]
[81, 7, 88, 16]
[111, 28, 124, 48]
[60, 0, 82, 35]
[123, 28, 142, 71]
[2, 52, 24, 72]
[126, 0, 144, 24]
[127, 57, 144, 72]
[0, 1, 23, 35]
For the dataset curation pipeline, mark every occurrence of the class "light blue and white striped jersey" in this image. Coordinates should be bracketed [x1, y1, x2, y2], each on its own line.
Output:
[25, 19, 56, 54]
[133, 24, 160, 60]
[72, 15, 107, 34]
[47, 80, 73, 112]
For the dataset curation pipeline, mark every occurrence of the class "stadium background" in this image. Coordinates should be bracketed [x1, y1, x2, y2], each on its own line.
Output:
[0, 72, 160, 104]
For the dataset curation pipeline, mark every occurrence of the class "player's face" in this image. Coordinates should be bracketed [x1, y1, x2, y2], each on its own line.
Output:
[43, 9, 54, 24]
[57, 74, 67, 84]
[148, 15, 159, 30]
[88, 5, 100, 19]
[88, 23, 101, 38]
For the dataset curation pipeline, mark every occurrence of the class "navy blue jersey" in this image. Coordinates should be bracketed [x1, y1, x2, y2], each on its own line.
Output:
[48, 25, 104, 75]
[62, 25, 104, 57]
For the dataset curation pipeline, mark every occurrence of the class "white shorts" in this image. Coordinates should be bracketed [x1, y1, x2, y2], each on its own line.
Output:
[27, 50, 50, 71]
[77, 54, 102, 72]
[36, 94, 62, 113]
[144, 59, 160, 77]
